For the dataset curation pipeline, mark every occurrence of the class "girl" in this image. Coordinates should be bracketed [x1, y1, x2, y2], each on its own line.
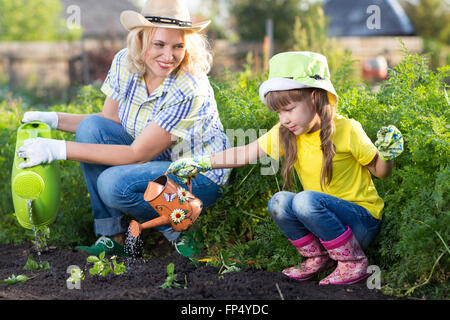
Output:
[167, 51, 403, 285]
[17, 0, 231, 257]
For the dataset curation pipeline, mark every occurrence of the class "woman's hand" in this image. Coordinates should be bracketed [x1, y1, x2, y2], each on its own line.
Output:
[166, 156, 212, 184]
[21, 111, 58, 130]
[17, 138, 66, 169]
[374, 125, 404, 161]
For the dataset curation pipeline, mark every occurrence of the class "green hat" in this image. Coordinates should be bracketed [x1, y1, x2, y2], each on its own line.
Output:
[259, 51, 338, 106]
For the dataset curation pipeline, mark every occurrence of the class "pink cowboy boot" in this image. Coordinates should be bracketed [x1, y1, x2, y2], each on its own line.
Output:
[282, 233, 334, 281]
[319, 226, 370, 285]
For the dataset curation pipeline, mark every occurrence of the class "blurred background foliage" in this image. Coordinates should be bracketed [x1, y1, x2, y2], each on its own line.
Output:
[0, 0, 82, 41]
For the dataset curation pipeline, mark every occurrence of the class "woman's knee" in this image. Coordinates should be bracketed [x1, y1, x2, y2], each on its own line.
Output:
[75, 115, 105, 144]
[97, 168, 129, 208]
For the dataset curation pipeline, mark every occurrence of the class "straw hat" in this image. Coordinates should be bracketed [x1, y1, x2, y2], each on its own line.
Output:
[120, 0, 210, 32]
[259, 52, 338, 106]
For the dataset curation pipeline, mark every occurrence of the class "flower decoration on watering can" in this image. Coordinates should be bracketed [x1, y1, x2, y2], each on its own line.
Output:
[171, 209, 187, 224]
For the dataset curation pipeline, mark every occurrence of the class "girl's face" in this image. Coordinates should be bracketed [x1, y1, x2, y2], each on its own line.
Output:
[144, 28, 186, 80]
[277, 94, 321, 135]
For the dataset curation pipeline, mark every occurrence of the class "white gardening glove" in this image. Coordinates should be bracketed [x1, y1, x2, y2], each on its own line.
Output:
[21, 111, 59, 130]
[16, 138, 66, 169]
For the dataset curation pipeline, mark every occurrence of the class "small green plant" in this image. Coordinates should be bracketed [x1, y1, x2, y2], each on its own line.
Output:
[87, 251, 127, 277]
[0, 274, 32, 284]
[160, 263, 184, 289]
[67, 268, 85, 284]
[217, 250, 241, 275]
[23, 254, 50, 271]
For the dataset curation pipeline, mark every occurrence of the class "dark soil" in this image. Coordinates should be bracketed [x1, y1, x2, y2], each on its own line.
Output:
[0, 242, 404, 301]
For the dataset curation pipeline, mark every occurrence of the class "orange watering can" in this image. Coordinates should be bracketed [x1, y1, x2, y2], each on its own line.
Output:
[128, 175, 203, 238]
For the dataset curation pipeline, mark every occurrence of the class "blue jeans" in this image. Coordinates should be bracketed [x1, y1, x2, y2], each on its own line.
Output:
[75, 115, 223, 241]
[267, 190, 381, 250]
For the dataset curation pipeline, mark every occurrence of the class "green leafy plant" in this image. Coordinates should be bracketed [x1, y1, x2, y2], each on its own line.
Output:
[23, 254, 50, 271]
[160, 263, 184, 289]
[67, 268, 85, 284]
[0, 274, 32, 284]
[87, 251, 127, 277]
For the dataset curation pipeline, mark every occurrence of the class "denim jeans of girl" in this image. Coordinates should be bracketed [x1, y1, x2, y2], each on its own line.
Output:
[267, 190, 381, 250]
[75, 115, 223, 241]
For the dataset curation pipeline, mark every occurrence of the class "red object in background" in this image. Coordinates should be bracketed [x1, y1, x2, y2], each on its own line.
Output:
[363, 55, 388, 81]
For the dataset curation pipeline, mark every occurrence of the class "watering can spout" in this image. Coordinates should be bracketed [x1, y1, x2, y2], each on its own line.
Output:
[128, 216, 170, 238]
[128, 220, 141, 238]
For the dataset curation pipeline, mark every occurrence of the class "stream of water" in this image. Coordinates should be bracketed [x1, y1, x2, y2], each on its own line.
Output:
[26, 199, 43, 266]
[124, 227, 144, 270]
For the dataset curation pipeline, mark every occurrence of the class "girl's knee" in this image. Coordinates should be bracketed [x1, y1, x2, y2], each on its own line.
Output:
[292, 190, 320, 217]
[268, 191, 293, 220]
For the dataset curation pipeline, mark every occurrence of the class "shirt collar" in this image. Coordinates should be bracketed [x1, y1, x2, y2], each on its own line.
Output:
[142, 72, 177, 102]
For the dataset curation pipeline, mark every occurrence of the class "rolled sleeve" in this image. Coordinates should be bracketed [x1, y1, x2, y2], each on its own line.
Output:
[100, 49, 128, 102]
[257, 123, 283, 160]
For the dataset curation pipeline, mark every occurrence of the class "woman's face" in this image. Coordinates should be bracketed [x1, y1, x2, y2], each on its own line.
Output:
[277, 93, 321, 135]
[144, 27, 186, 80]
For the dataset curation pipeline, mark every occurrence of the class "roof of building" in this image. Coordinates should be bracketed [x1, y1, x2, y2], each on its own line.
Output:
[323, 0, 415, 37]
[61, 0, 139, 38]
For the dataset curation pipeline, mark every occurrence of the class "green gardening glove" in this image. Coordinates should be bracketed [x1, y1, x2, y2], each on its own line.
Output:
[166, 155, 212, 184]
[374, 125, 404, 161]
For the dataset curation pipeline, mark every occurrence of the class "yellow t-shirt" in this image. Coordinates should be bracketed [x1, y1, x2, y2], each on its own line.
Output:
[257, 114, 384, 219]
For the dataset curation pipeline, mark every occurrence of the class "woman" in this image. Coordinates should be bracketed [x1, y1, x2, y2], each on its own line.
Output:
[18, 0, 231, 257]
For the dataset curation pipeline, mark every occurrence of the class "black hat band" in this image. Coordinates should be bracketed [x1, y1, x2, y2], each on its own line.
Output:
[145, 16, 192, 27]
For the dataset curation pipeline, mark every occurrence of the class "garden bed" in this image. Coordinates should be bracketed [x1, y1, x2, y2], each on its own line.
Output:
[0, 242, 402, 301]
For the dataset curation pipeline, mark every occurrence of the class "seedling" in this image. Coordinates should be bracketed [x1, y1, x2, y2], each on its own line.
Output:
[23, 254, 50, 271]
[67, 268, 85, 284]
[160, 263, 184, 289]
[87, 251, 127, 276]
[0, 274, 33, 284]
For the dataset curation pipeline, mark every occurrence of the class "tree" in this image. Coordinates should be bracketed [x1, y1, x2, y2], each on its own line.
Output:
[228, 0, 307, 48]
[400, 0, 450, 68]
[0, 0, 81, 41]
[401, 0, 450, 45]
[291, 3, 354, 81]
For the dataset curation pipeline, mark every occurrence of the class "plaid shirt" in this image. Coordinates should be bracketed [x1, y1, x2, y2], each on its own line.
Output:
[101, 48, 231, 185]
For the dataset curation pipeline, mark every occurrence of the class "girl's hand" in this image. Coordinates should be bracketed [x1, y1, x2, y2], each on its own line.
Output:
[166, 156, 212, 184]
[374, 125, 404, 161]
[21, 111, 59, 130]
[17, 138, 66, 168]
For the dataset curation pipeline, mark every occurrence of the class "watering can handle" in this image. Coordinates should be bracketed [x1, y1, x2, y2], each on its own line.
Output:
[164, 172, 193, 194]
[16, 125, 40, 165]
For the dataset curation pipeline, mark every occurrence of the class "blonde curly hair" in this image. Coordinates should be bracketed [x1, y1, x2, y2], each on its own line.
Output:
[126, 27, 212, 76]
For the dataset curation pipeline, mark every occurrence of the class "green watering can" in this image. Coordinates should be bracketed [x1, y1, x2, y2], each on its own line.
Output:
[11, 121, 61, 229]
